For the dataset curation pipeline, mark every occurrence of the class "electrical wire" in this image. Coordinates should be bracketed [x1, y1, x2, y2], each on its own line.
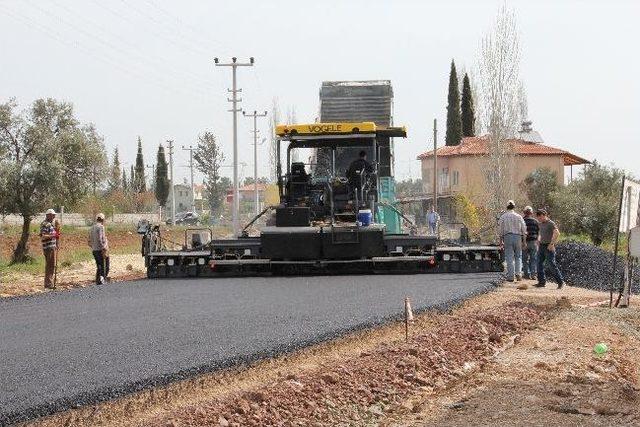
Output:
[47, 0, 217, 91]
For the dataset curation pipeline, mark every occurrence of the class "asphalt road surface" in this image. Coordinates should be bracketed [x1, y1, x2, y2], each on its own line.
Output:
[0, 273, 497, 425]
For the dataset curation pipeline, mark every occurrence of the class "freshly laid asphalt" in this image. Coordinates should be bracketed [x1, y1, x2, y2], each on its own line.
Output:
[0, 273, 497, 425]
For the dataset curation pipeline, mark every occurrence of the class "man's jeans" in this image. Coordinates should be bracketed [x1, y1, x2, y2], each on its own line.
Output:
[522, 240, 538, 278]
[428, 223, 437, 235]
[503, 233, 522, 280]
[92, 250, 110, 284]
[537, 244, 564, 285]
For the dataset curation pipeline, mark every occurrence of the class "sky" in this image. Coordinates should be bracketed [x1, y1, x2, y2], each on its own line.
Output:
[1, 0, 638, 185]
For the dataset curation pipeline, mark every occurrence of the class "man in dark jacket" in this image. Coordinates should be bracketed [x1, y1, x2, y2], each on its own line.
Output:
[522, 206, 539, 280]
[346, 150, 374, 185]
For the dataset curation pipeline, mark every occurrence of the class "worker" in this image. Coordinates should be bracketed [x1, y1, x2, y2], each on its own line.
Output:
[346, 150, 374, 185]
[522, 206, 539, 280]
[88, 213, 109, 285]
[39, 208, 59, 289]
[426, 206, 440, 235]
[498, 200, 527, 282]
[535, 209, 564, 289]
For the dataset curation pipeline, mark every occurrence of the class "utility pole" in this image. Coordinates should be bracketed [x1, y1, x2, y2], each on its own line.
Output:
[243, 110, 268, 216]
[146, 164, 156, 191]
[182, 145, 196, 212]
[214, 56, 255, 236]
[432, 119, 438, 214]
[167, 140, 176, 223]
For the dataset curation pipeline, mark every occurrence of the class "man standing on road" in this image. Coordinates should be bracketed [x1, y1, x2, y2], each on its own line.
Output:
[522, 206, 539, 280]
[498, 200, 527, 282]
[88, 213, 109, 285]
[426, 206, 440, 235]
[535, 209, 564, 289]
[39, 208, 59, 289]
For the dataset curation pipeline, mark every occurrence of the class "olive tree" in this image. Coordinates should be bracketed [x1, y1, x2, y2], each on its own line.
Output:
[0, 98, 106, 262]
[550, 162, 623, 246]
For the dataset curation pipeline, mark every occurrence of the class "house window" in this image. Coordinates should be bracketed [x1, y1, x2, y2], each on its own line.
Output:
[453, 171, 460, 186]
[439, 167, 449, 190]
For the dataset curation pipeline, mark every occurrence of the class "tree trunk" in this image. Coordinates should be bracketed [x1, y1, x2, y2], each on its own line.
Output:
[12, 216, 33, 264]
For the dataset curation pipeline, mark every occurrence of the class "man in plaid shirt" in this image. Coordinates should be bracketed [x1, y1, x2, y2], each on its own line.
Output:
[39, 208, 59, 289]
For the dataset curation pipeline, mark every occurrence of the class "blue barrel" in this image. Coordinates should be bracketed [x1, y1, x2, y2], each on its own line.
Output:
[357, 209, 373, 226]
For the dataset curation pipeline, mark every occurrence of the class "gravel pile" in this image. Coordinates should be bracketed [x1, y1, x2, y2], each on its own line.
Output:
[555, 241, 639, 293]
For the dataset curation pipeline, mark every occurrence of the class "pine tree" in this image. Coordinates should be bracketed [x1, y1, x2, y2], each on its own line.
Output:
[154, 144, 170, 209]
[134, 136, 146, 193]
[108, 147, 122, 192]
[461, 73, 476, 137]
[445, 60, 463, 146]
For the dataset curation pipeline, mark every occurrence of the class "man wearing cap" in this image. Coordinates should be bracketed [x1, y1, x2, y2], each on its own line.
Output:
[535, 209, 565, 289]
[522, 206, 539, 280]
[39, 209, 59, 289]
[88, 213, 109, 285]
[498, 200, 527, 282]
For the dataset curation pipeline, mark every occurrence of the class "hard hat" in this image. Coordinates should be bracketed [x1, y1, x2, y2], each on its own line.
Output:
[45, 209, 56, 215]
[96, 213, 105, 221]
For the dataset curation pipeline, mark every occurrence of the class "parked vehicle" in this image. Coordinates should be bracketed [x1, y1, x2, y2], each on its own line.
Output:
[166, 212, 200, 225]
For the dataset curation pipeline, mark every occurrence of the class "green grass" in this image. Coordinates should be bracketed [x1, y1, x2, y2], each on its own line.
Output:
[0, 223, 141, 280]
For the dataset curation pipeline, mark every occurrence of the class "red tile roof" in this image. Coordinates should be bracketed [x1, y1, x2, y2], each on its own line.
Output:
[238, 183, 268, 192]
[417, 136, 590, 166]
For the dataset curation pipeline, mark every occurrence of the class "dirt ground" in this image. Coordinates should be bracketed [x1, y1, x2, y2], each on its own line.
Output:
[0, 253, 146, 297]
[23, 281, 640, 427]
[0, 226, 191, 297]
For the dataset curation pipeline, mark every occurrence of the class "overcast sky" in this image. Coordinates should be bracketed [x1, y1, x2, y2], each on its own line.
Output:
[1, 0, 638, 184]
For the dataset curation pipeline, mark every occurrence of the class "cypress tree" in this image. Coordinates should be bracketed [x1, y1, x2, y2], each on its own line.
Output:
[461, 73, 476, 137]
[154, 144, 170, 208]
[130, 165, 135, 190]
[122, 169, 128, 192]
[134, 137, 146, 193]
[445, 60, 463, 146]
[108, 147, 122, 192]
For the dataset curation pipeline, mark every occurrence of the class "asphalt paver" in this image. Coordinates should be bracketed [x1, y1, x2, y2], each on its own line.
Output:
[0, 273, 497, 425]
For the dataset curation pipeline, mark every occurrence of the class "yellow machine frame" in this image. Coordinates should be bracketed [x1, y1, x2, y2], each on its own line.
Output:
[275, 122, 376, 137]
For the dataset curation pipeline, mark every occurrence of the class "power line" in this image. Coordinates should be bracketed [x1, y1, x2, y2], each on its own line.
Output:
[5, 3, 209, 101]
[46, 0, 217, 90]
[142, 0, 232, 56]
[23, 0, 215, 96]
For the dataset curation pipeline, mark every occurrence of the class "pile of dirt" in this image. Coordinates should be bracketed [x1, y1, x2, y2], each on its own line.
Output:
[145, 302, 546, 427]
[555, 241, 639, 293]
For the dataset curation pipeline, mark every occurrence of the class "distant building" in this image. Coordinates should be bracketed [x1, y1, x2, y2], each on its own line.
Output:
[226, 183, 267, 204]
[415, 122, 590, 219]
[166, 183, 193, 214]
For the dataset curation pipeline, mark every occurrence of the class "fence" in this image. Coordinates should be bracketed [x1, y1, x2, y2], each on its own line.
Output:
[1, 212, 161, 227]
